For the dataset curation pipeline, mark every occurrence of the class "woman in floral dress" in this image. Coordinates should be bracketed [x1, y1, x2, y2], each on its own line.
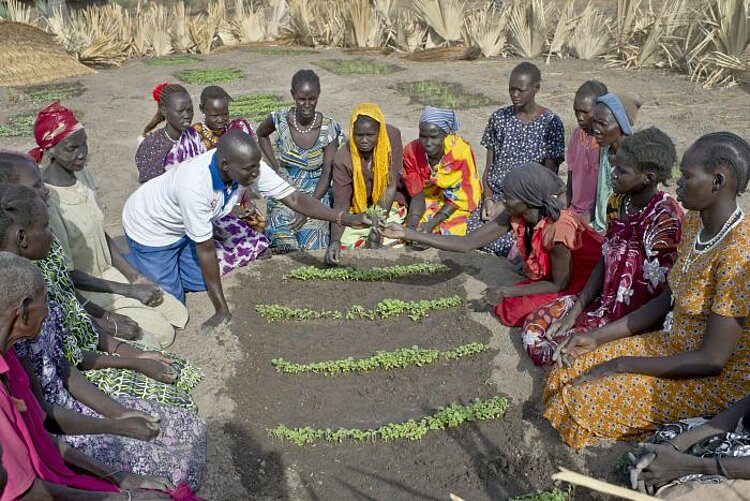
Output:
[546, 132, 750, 448]
[521, 128, 683, 366]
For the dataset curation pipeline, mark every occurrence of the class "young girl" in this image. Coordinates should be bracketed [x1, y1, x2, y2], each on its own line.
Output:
[566, 81, 608, 223]
[465, 62, 565, 257]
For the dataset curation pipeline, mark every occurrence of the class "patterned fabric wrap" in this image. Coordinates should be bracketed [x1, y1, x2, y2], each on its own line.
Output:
[35, 238, 203, 410]
[265, 107, 341, 252]
[466, 105, 565, 256]
[15, 302, 207, 489]
[349, 104, 391, 214]
[593, 145, 614, 233]
[521, 191, 683, 365]
[543, 211, 750, 448]
[160, 118, 269, 273]
[419, 106, 460, 134]
[402, 135, 482, 236]
[495, 210, 603, 327]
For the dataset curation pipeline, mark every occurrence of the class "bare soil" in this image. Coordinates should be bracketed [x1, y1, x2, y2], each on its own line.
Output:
[1, 46, 748, 500]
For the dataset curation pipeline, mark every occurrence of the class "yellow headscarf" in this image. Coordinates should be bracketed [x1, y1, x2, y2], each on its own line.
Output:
[349, 103, 391, 214]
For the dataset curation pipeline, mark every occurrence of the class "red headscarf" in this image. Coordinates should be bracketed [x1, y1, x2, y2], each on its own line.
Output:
[28, 101, 84, 163]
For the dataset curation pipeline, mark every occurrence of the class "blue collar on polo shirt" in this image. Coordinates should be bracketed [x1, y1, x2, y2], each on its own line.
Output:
[209, 151, 239, 208]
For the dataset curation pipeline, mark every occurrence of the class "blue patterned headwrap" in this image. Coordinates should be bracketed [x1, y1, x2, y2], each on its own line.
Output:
[419, 106, 460, 134]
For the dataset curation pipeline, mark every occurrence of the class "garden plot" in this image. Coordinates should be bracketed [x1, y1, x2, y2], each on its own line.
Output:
[224, 253, 579, 500]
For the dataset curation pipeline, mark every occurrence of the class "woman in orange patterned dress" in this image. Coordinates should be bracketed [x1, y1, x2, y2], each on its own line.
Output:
[545, 132, 750, 449]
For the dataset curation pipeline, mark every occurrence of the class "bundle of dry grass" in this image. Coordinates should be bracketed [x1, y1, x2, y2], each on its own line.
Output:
[0, 0, 42, 27]
[465, 4, 509, 57]
[412, 0, 465, 44]
[568, 2, 611, 60]
[0, 21, 95, 86]
[404, 45, 481, 62]
[508, 0, 554, 58]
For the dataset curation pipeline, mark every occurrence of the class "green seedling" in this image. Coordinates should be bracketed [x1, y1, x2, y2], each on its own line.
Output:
[510, 487, 572, 501]
[285, 262, 450, 281]
[271, 341, 486, 375]
[0, 113, 35, 137]
[144, 55, 201, 66]
[175, 68, 244, 85]
[229, 93, 294, 123]
[393, 81, 496, 110]
[314, 58, 403, 76]
[8, 81, 86, 104]
[366, 205, 388, 229]
[268, 396, 509, 446]
[256, 295, 461, 323]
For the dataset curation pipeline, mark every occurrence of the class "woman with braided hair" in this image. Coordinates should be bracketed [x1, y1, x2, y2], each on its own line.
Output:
[545, 132, 750, 449]
[135, 83, 193, 183]
[521, 127, 684, 366]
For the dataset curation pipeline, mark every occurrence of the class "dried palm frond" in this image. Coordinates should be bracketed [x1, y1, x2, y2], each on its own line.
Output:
[568, 3, 611, 60]
[688, 0, 749, 87]
[347, 0, 382, 47]
[412, 0, 466, 44]
[312, 0, 345, 47]
[266, 0, 288, 40]
[281, 0, 314, 46]
[374, 0, 396, 46]
[149, 4, 173, 56]
[171, 2, 193, 53]
[546, 0, 578, 61]
[187, 0, 222, 54]
[1, 0, 41, 27]
[233, 0, 266, 43]
[394, 9, 427, 52]
[464, 4, 509, 57]
[508, 0, 554, 58]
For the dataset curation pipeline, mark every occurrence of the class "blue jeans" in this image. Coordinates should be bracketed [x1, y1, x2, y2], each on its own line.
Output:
[125, 235, 206, 303]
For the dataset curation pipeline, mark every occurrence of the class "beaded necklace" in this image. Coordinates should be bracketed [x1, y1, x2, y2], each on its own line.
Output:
[664, 207, 744, 332]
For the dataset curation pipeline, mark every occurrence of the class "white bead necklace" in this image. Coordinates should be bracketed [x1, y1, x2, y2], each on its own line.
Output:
[163, 128, 179, 143]
[291, 109, 319, 134]
[664, 207, 744, 333]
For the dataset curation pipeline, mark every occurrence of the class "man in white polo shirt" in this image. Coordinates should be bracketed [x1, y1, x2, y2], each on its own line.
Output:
[123, 130, 369, 331]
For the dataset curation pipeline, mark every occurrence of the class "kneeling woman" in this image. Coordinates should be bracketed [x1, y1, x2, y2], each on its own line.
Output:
[383, 163, 602, 326]
[522, 127, 683, 366]
[325, 103, 406, 265]
[402, 106, 482, 236]
[546, 132, 750, 449]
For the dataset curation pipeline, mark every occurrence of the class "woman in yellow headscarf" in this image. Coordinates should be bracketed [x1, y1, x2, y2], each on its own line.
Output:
[325, 103, 406, 265]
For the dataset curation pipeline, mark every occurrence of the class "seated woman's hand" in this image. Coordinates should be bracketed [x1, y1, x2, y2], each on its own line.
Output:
[545, 310, 577, 341]
[114, 472, 175, 492]
[572, 358, 622, 386]
[113, 411, 160, 441]
[96, 313, 143, 341]
[381, 223, 406, 240]
[364, 231, 383, 249]
[135, 350, 174, 367]
[127, 283, 164, 307]
[553, 332, 599, 367]
[132, 358, 179, 385]
[628, 443, 700, 493]
[324, 245, 341, 267]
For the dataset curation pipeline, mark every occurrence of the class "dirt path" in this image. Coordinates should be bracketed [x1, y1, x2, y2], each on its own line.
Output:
[1, 47, 748, 499]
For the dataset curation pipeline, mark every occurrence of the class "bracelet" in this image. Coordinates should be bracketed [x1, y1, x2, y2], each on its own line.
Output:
[113, 320, 118, 338]
[716, 455, 730, 477]
[664, 441, 681, 452]
[114, 340, 124, 355]
[336, 211, 344, 225]
[105, 312, 111, 322]
[99, 469, 122, 480]
[80, 298, 91, 308]
[121, 490, 132, 501]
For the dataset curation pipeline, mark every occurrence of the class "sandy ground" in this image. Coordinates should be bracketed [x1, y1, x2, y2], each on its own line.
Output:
[1, 48, 749, 500]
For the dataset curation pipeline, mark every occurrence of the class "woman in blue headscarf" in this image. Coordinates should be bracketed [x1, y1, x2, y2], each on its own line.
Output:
[401, 106, 483, 236]
[591, 93, 641, 232]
